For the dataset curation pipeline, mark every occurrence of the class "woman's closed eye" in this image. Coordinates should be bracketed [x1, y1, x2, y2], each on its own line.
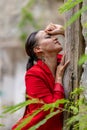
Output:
[45, 34, 51, 39]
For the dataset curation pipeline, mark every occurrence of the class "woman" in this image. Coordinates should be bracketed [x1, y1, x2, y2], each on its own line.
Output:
[12, 23, 69, 130]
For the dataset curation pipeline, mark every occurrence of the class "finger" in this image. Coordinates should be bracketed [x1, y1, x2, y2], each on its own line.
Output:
[60, 54, 65, 65]
[45, 29, 61, 35]
[49, 22, 53, 25]
[47, 29, 65, 35]
[49, 23, 56, 28]
[45, 30, 52, 34]
[63, 60, 70, 70]
[45, 28, 53, 33]
[55, 24, 64, 30]
[45, 28, 52, 32]
[45, 23, 56, 31]
[46, 25, 56, 31]
[45, 30, 56, 35]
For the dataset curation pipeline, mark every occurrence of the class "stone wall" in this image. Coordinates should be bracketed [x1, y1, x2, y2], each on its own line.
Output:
[0, 0, 64, 129]
[81, 0, 87, 98]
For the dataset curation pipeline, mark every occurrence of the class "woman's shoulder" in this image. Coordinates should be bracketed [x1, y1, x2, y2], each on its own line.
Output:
[25, 63, 43, 77]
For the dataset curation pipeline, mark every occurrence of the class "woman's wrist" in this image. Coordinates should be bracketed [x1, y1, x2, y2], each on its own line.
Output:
[58, 29, 65, 36]
[56, 25, 65, 35]
[55, 77, 63, 84]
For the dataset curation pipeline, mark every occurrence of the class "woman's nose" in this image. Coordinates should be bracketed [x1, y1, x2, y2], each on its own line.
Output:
[52, 36, 58, 41]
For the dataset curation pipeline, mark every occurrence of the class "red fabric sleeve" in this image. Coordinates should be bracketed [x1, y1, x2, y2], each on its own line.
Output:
[25, 75, 64, 103]
[43, 83, 64, 103]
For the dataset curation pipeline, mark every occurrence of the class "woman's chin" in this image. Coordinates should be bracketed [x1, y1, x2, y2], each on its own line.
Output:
[57, 47, 63, 53]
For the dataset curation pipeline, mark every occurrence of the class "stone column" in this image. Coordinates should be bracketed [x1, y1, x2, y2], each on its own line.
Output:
[64, 0, 85, 99]
[63, 1, 85, 129]
[81, 0, 87, 98]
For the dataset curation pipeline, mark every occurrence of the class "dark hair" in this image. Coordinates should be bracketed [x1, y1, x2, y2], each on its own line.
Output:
[25, 31, 39, 70]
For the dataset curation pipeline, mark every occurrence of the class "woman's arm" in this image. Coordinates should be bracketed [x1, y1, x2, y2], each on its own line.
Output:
[26, 75, 64, 104]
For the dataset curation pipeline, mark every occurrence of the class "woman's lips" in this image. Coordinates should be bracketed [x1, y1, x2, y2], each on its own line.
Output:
[55, 40, 61, 45]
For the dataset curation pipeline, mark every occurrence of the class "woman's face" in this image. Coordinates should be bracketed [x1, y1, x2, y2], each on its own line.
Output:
[35, 30, 63, 54]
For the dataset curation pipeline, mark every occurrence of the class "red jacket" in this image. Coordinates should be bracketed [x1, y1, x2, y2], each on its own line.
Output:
[12, 54, 64, 130]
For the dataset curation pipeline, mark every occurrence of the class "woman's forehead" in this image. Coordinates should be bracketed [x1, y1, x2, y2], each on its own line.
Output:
[37, 30, 46, 38]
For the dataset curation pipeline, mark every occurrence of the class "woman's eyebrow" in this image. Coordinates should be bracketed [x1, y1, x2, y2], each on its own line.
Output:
[45, 34, 51, 37]
[44, 34, 51, 38]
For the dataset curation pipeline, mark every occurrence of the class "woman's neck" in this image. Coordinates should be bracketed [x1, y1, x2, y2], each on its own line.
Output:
[44, 54, 57, 77]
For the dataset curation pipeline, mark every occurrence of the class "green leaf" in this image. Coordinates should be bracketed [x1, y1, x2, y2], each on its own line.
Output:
[59, 1, 87, 28]
[20, 32, 27, 41]
[26, 0, 36, 9]
[29, 110, 60, 130]
[20, 8, 40, 29]
[66, 5, 87, 27]
[59, 0, 83, 13]
[67, 115, 81, 125]
[15, 109, 41, 130]
[83, 22, 87, 28]
[70, 87, 84, 96]
[65, 9, 81, 27]
[69, 106, 78, 114]
[3, 98, 40, 114]
[0, 115, 4, 118]
[78, 54, 87, 65]
[78, 97, 85, 105]
[0, 124, 5, 127]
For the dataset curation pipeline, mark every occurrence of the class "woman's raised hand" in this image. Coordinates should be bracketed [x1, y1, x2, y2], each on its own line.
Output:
[55, 54, 70, 84]
[45, 23, 65, 36]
